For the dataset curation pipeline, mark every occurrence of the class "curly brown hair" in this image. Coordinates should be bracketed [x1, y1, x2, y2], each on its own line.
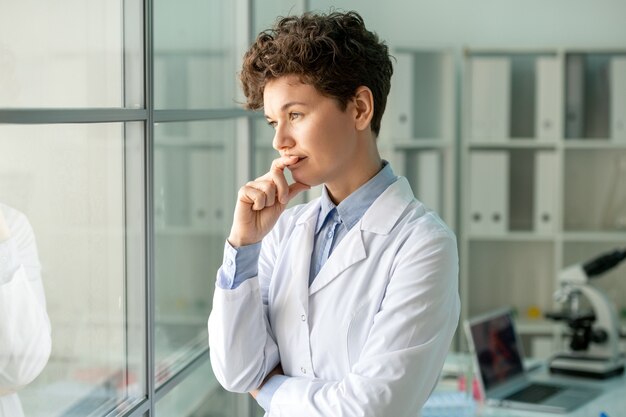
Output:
[240, 11, 393, 136]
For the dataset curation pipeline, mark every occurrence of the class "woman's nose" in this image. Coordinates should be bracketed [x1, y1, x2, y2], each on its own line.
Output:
[272, 125, 294, 151]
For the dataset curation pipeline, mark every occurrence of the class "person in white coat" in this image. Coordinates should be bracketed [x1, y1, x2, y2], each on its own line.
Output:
[0, 204, 51, 417]
[208, 11, 460, 416]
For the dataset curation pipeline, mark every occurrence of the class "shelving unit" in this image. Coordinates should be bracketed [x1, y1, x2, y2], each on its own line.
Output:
[380, 48, 456, 228]
[460, 48, 626, 354]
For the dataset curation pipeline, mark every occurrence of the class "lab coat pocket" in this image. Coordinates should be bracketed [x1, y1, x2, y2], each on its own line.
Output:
[346, 300, 373, 368]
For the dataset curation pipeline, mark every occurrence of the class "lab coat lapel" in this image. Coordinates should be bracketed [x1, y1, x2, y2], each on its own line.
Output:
[308, 222, 366, 296]
[308, 177, 414, 296]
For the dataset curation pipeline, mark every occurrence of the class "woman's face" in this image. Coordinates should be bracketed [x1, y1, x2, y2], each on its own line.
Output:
[263, 75, 362, 192]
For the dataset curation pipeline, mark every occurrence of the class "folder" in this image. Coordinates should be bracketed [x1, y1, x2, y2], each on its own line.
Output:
[536, 57, 560, 141]
[416, 150, 442, 214]
[390, 52, 414, 139]
[611, 57, 626, 140]
[469, 58, 511, 141]
[469, 151, 509, 234]
[534, 151, 557, 234]
[565, 55, 585, 139]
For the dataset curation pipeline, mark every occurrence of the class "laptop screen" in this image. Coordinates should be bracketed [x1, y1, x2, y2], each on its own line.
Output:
[469, 310, 525, 390]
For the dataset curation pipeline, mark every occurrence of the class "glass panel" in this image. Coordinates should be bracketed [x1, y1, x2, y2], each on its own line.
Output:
[0, 123, 146, 416]
[156, 358, 243, 417]
[154, 0, 238, 109]
[0, 0, 143, 108]
[154, 120, 237, 386]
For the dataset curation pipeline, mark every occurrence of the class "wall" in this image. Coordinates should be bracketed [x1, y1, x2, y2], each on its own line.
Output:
[308, 0, 626, 49]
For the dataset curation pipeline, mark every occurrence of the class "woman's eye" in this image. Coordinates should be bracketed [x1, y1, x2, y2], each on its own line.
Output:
[267, 121, 277, 129]
[289, 112, 301, 121]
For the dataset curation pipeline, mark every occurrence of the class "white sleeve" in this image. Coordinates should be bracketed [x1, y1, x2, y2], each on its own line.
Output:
[268, 232, 460, 417]
[0, 207, 51, 396]
[207, 229, 281, 393]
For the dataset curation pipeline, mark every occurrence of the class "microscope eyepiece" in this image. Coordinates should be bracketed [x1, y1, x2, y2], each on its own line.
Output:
[583, 248, 626, 278]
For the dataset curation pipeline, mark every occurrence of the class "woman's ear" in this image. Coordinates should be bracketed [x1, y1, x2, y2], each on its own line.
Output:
[352, 86, 374, 132]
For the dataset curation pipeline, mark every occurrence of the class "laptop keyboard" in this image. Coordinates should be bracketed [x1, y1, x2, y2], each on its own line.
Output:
[505, 383, 564, 403]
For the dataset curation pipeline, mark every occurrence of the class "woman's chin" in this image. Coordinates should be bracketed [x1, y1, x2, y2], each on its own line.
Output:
[290, 171, 318, 188]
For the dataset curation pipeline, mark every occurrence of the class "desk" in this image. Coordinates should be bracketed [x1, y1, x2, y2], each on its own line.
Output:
[434, 354, 626, 417]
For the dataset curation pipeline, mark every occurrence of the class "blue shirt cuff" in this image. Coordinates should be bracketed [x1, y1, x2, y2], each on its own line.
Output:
[257, 375, 289, 412]
[215, 240, 262, 289]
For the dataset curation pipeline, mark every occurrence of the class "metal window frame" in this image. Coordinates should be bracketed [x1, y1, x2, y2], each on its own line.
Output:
[0, 1, 309, 416]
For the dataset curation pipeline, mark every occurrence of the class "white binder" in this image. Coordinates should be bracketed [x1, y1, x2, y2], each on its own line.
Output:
[611, 57, 626, 141]
[534, 151, 557, 234]
[565, 55, 585, 138]
[469, 151, 509, 234]
[390, 52, 414, 139]
[469, 58, 511, 141]
[536, 57, 560, 141]
[416, 150, 441, 214]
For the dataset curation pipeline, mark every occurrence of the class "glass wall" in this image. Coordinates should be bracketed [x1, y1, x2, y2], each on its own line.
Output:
[0, 123, 146, 416]
[0, 1, 305, 416]
[0, 0, 143, 108]
[154, 120, 237, 385]
[154, 0, 238, 109]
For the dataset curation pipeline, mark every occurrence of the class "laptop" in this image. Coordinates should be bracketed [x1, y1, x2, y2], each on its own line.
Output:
[464, 308, 601, 413]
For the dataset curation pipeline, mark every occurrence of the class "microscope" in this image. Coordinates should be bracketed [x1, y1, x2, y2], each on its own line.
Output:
[546, 248, 626, 379]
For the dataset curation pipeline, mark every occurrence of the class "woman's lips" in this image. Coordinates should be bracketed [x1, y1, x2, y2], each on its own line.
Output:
[287, 156, 307, 169]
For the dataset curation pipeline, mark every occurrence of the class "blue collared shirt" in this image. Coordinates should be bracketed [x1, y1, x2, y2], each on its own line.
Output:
[308, 162, 397, 284]
[216, 161, 397, 411]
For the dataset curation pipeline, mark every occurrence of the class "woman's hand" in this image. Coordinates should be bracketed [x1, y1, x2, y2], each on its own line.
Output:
[249, 363, 284, 399]
[227, 155, 309, 247]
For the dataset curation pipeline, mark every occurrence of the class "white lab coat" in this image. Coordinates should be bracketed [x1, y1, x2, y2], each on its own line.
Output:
[209, 177, 460, 417]
[0, 204, 51, 417]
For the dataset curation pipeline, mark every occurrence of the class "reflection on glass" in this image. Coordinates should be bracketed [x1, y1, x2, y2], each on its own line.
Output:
[0, 123, 146, 416]
[0, 203, 50, 417]
[0, 0, 143, 108]
[154, 0, 237, 109]
[154, 120, 236, 386]
[156, 358, 241, 417]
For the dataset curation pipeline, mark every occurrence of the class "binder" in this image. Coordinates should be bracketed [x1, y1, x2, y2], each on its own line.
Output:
[565, 55, 585, 138]
[469, 58, 511, 141]
[390, 52, 414, 139]
[416, 150, 441, 214]
[469, 151, 509, 234]
[536, 57, 560, 141]
[534, 151, 557, 234]
[611, 57, 626, 140]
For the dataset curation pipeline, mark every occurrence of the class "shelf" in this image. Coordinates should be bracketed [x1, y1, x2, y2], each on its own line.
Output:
[562, 231, 626, 242]
[467, 232, 555, 242]
[465, 48, 558, 57]
[468, 139, 557, 149]
[564, 139, 626, 149]
[155, 140, 224, 150]
[156, 227, 224, 237]
[516, 318, 626, 335]
[516, 318, 562, 334]
[392, 138, 453, 149]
